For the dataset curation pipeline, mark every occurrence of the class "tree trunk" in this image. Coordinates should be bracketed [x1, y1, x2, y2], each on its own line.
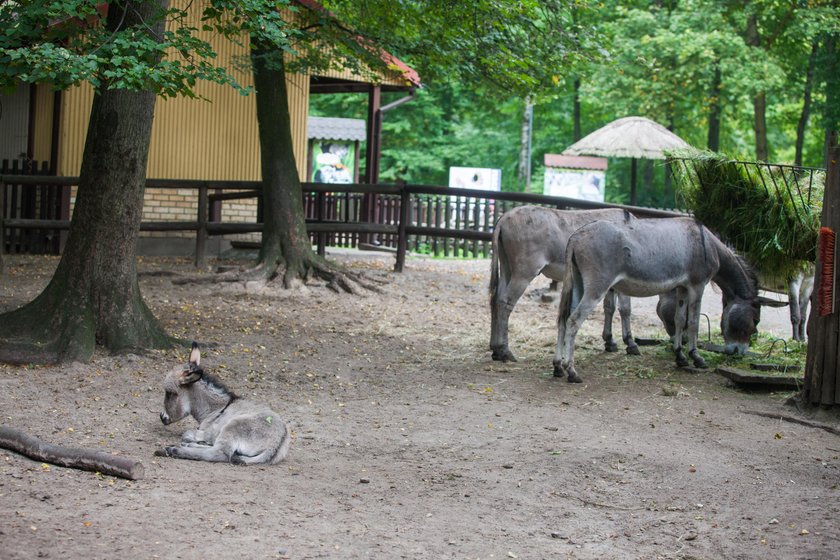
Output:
[517, 96, 533, 191]
[804, 130, 839, 406]
[707, 63, 721, 152]
[795, 43, 818, 167]
[250, 39, 314, 288]
[572, 78, 582, 142]
[746, 14, 769, 161]
[0, 0, 173, 364]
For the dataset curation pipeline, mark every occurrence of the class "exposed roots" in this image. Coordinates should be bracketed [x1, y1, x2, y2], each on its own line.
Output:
[173, 254, 386, 295]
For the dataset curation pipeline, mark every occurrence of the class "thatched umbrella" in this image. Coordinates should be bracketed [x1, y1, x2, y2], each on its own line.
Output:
[562, 116, 690, 205]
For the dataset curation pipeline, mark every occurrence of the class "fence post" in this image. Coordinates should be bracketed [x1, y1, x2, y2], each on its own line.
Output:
[395, 185, 410, 272]
[316, 190, 326, 257]
[195, 183, 208, 268]
[0, 177, 5, 274]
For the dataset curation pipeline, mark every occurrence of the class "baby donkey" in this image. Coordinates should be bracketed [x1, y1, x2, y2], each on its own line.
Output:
[156, 343, 290, 465]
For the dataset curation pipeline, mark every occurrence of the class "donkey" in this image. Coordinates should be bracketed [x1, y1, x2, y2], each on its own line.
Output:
[490, 205, 641, 362]
[155, 343, 290, 465]
[554, 217, 762, 383]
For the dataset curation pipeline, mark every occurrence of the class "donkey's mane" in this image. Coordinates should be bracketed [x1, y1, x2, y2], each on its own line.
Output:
[199, 370, 238, 401]
[714, 243, 758, 300]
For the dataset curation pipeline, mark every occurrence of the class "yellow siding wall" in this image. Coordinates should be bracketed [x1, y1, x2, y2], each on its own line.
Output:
[31, 85, 55, 165]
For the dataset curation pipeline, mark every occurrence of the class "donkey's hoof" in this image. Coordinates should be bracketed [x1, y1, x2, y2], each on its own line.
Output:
[689, 351, 707, 369]
[567, 371, 583, 383]
[626, 345, 641, 356]
[492, 349, 517, 362]
[552, 363, 565, 378]
[604, 341, 619, 353]
[676, 355, 690, 368]
[154, 447, 171, 457]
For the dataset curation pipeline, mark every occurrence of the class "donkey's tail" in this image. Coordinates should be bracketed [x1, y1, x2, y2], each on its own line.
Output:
[489, 220, 503, 298]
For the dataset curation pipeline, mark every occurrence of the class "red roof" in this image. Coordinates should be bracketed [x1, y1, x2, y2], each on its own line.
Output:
[544, 154, 608, 170]
[296, 0, 421, 87]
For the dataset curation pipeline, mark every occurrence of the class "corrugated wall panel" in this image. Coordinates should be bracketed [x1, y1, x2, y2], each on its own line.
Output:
[31, 85, 55, 165]
[57, 38, 310, 181]
[57, 83, 92, 176]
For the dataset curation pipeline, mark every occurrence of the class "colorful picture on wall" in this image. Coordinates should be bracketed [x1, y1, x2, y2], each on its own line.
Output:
[311, 141, 355, 184]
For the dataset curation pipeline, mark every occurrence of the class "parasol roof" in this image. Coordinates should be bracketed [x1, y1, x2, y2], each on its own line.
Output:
[562, 116, 690, 160]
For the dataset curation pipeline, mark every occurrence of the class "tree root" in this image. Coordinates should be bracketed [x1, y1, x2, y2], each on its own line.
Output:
[174, 254, 386, 294]
[741, 409, 840, 436]
[0, 426, 144, 480]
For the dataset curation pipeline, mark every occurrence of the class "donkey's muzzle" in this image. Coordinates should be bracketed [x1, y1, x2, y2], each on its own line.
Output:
[160, 411, 171, 425]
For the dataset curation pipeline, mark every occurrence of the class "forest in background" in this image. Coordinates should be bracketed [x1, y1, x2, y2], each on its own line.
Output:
[313, 0, 839, 210]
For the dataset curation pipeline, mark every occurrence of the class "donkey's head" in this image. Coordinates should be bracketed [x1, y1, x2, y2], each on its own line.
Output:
[720, 297, 760, 355]
[159, 343, 203, 426]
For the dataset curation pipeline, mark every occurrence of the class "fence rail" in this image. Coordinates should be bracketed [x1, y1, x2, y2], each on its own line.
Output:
[1, 175, 681, 272]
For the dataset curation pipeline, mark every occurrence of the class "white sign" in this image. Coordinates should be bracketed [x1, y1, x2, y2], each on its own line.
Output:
[544, 169, 605, 202]
[449, 167, 502, 191]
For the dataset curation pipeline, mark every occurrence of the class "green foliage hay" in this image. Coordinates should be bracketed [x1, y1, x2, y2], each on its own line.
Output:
[669, 149, 824, 280]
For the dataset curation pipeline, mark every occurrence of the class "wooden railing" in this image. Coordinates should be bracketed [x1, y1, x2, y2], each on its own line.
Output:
[1, 175, 682, 272]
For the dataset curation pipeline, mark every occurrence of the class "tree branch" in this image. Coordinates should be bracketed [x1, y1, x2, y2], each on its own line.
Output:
[0, 426, 145, 480]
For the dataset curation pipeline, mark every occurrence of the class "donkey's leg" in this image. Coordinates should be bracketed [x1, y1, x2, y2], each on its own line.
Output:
[559, 293, 604, 383]
[602, 290, 619, 352]
[163, 441, 234, 462]
[797, 272, 814, 341]
[788, 273, 804, 342]
[490, 271, 538, 362]
[553, 276, 577, 379]
[617, 293, 640, 355]
[685, 290, 707, 368]
[671, 287, 691, 367]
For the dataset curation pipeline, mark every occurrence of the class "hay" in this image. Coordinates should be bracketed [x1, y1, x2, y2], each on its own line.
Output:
[669, 149, 824, 279]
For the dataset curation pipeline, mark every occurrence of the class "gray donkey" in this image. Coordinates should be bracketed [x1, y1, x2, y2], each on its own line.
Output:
[155, 343, 290, 465]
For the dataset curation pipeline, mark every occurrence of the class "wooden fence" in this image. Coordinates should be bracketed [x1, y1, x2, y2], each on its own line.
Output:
[1, 175, 681, 272]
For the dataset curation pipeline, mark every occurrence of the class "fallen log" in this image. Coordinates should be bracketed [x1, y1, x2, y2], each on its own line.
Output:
[0, 426, 144, 480]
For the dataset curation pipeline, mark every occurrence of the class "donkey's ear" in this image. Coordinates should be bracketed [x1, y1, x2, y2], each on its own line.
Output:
[757, 295, 788, 308]
[189, 341, 201, 367]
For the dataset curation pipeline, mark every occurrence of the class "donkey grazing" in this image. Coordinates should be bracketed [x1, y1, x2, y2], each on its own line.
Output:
[490, 205, 640, 362]
[156, 343, 290, 465]
[555, 217, 762, 383]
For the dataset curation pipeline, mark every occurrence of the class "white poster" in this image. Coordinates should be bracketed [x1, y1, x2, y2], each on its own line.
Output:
[449, 167, 502, 191]
[544, 169, 605, 202]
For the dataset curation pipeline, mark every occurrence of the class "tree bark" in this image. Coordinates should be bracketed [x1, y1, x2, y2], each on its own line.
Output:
[0, 0, 174, 364]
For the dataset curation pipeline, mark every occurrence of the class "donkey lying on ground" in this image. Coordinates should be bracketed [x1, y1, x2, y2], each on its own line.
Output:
[155, 343, 290, 465]
[555, 217, 763, 383]
[490, 205, 640, 362]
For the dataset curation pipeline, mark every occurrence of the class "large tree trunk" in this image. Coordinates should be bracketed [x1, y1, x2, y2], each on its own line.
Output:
[242, 39, 376, 294]
[0, 0, 173, 364]
[250, 39, 312, 288]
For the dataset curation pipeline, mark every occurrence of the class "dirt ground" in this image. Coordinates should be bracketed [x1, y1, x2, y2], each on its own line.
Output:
[1, 250, 839, 560]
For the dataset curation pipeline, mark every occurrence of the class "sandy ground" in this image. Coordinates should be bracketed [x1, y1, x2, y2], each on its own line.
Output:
[0, 250, 838, 560]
